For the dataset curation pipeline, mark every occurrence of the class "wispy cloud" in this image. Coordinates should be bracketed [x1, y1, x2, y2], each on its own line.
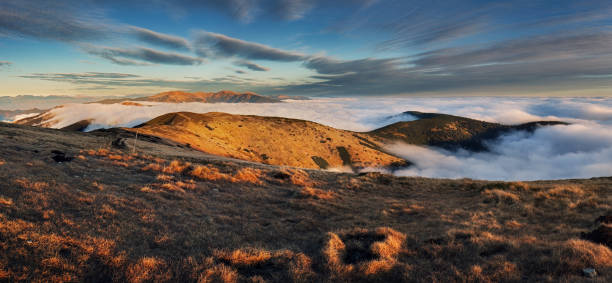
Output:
[234, 60, 270, 71]
[83, 45, 204, 66]
[194, 31, 306, 61]
[270, 30, 612, 96]
[18, 71, 271, 92]
[0, 0, 112, 42]
[0, 61, 11, 68]
[19, 72, 142, 85]
[130, 26, 191, 51]
[164, 0, 374, 22]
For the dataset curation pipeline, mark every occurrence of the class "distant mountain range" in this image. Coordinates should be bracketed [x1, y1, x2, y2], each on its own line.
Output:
[0, 108, 44, 121]
[1, 91, 303, 111]
[94, 90, 284, 104]
[0, 95, 122, 111]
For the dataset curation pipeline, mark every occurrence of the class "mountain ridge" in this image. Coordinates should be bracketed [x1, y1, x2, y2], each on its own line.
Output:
[370, 111, 569, 151]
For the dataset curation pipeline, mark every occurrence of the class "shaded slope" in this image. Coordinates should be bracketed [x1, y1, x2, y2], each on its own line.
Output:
[60, 119, 93, 132]
[129, 112, 405, 170]
[369, 111, 569, 151]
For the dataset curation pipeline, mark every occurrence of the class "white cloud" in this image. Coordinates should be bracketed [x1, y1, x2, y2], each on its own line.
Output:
[386, 123, 612, 180]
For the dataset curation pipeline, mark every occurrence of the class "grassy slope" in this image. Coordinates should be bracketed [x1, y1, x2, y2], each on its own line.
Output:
[369, 111, 569, 151]
[129, 111, 567, 170]
[130, 112, 405, 170]
[0, 122, 610, 282]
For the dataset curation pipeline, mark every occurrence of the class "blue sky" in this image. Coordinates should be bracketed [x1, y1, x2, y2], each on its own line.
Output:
[1, 0, 612, 97]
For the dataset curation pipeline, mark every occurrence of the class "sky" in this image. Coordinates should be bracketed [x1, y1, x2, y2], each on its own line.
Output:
[1, 0, 612, 97]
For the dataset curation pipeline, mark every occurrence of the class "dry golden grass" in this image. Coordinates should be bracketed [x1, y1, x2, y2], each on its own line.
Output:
[162, 160, 191, 174]
[142, 163, 163, 172]
[200, 264, 239, 283]
[299, 187, 335, 200]
[107, 154, 124, 161]
[14, 178, 49, 191]
[556, 239, 612, 274]
[214, 248, 273, 266]
[88, 148, 110, 157]
[233, 168, 264, 185]
[175, 180, 197, 190]
[281, 168, 315, 187]
[1, 122, 611, 282]
[159, 183, 185, 193]
[538, 184, 585, 199]
[0, 196, 13, 207]
[129, 112, 405, 169]
[112, 160, 130, 167]
[190, 165, 234, 182]
[213, 248, 314, 282]
[126, 257, 170, 283]
[324, 227, 407, 278]
[156, 174, 174, 182]
[483, 189, 520, 204]
[189, 165, 262, 184]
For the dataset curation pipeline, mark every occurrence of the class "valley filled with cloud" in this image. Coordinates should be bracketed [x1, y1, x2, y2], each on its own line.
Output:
[20, 96, 612, 181]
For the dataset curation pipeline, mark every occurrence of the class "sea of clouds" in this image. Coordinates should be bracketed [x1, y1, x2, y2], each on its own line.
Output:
[20, 96, 612, 181]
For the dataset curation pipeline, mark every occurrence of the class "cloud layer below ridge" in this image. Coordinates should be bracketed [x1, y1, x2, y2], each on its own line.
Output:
[22, 96, 612, 181]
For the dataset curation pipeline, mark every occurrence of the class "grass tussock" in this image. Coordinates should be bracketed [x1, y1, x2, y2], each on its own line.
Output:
[14, 178, 49, 191]
[323, 227, 406, 278]
[142, 163, 163, 172]
[483, 189, 520, 204]
[556, 239, 612, 274]
[538, 185, 585, 199]
[87, 148, 110, 157]
[162, 160, 191, 174]
[282, 168, 314, 187]
[299, 187, 336, 200]
[0, 196, 13, 207]
[112, 161, 130, 167]
[190, 165, 229, 181]
[189, 165, 262, 184]
[212, 248, 314, 282]
[233, 168, 264, 185]
[126, 257, 171, 283]
[156, 174, 174, 182]
[199, 264, 239, 283]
